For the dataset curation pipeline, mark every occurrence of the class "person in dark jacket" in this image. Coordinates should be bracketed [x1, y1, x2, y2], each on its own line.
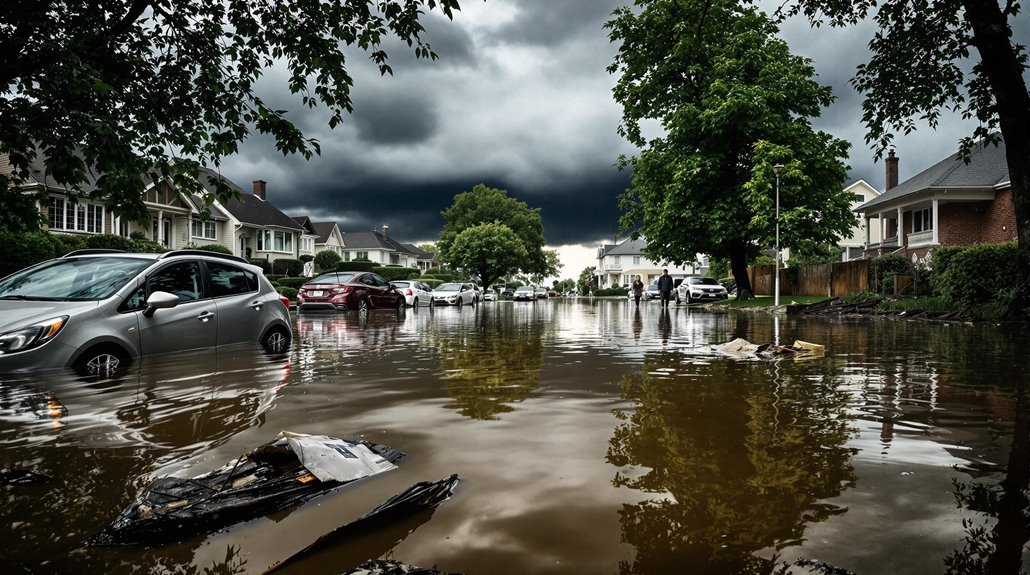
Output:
[657, 268, 674, 308]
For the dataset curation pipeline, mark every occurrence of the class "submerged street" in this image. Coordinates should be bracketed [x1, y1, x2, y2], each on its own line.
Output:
[2, 298, 1028, 574]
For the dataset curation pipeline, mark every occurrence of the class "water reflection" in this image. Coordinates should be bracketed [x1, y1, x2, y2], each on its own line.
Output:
[609, 351, 858, 574]
[433, 304, 547, 420]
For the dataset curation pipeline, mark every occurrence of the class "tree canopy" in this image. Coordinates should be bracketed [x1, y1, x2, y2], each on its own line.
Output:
[0, 0, 462, 231]
[446, 222, 528, 290]
[606, 0, 853, 298]
[438, 184, 549, 280]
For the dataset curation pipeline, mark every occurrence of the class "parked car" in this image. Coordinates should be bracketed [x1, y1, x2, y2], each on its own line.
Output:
[534, 287, 548, 299]
[676, 276, 730, 304]
[471, 284, 483, 303]
[389, 280, 434, 307]
[0, 249, 292, 375]
[297, 271, 404, 312]
[483, 289, 497, 301]
[645, 283, 662, 300]
[500, 287, 516, 299]
[431, 282, 476, 306]
[513, 286, 536, 301]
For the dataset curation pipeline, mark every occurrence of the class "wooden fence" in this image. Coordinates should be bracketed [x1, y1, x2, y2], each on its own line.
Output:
[749, 259, 870, 297]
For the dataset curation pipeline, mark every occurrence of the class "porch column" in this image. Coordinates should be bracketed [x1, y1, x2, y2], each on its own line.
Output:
[932, 199, 939, 244]
[896, 207, 904, 246]
[878, 211, 886, 242]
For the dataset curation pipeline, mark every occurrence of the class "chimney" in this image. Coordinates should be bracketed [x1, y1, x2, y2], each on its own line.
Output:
[381, 224, 388, 238]
[885, 149, 899, 191]
[252, 180, 266, 200]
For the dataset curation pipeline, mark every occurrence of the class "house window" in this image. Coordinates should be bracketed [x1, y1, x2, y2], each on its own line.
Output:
[49, 196, 104, 233]
[912, 208, 933, 233]
[259, 230, 293, 253]
[633, 255, 640, 265]
[300, 237, 312, 252]
[853, 193, 864, 202]
[355, 251, 369, 261]
[191, 220, 217, 240]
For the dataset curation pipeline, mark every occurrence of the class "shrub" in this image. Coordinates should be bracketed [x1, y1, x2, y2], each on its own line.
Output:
[276, 286, 298, 300]
[272, 258, 304, 277]
[265, 274, 286, 283]
[424, 266, 444, 275]
[314, 250, 342, 272]
[931, 242, 1019, 311]
[422, 273, 456, 282]
[83, 233, 165, 253]
[51, 234, 86, 256]
[594, 286, 629, 297]
[249, 259, 271, 273]
[869, 254, 913, 295]
[193, 243, 233, 255]
[299, 254, 314, 262]
[374, 266, 419, 281]
[337, 260, 376, 272]
[421, 278, 445, 288]
[275, 277, 311, 289]
[0, 231, 62, 277]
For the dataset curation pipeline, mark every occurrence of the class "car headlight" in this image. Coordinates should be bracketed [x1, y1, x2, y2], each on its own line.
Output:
[0, 316, 68, 354]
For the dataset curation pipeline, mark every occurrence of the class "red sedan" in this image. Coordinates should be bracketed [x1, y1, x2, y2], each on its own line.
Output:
[296, 271, 404, 312]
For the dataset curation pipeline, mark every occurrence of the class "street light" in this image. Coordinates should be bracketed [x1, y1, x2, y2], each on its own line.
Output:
[773, 164, 785, 307]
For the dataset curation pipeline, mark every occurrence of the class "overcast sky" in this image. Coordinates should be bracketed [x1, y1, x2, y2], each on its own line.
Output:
[219, 0, 1029, 279]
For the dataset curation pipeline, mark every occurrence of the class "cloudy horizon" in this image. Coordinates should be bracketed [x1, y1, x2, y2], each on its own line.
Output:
[215, 0, 1028, 279]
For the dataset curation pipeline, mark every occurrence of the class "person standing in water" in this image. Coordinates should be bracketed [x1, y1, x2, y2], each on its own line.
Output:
[631, 275, 645, 307]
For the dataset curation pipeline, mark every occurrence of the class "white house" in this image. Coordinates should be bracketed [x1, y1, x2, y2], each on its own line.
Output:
[595, 237, 703, 288]
[341, 226, 419, 267]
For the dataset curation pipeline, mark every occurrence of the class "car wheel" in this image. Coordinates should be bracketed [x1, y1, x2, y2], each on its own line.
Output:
[686, 293, 693, 305]
[357, 298, 370, 313]
[675, 293, 681, 305]
[396, 295, 405, 309]
[76, 346, 128, 377]
[412, 297, 418, 307]
[262, 327, 291, 354]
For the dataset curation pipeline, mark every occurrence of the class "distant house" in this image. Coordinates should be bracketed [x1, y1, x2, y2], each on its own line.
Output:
[292, 216, 345, 257]
[595, 237, 703, 288]
[403, 243, 437, 272]
[855, 141, 1015, 265]
[840, 179, 882, 261]
[341, 225, 419, 267]
[197, 175, 306, 261]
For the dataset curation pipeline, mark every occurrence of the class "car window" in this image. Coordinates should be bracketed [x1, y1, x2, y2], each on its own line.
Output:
[0, 257, 151, 301]
[310, 272, 355, 284]
[370, 274, 390, 288]
[391, 281, 410, 289]
[148, 261, 203, 302]
[436, 283, 460, 291]
[207, 261, 258, 296]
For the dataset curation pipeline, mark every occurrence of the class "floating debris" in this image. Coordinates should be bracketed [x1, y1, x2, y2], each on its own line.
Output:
[0, 468, 53, 485]
[88, 431, 404, 546]
[715, 338, 825, 360]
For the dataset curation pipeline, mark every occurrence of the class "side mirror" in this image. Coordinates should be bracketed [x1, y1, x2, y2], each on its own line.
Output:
[143, 290, 180, 318]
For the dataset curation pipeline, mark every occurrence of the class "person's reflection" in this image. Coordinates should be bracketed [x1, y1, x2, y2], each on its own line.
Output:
[632, 307, 643, 343]
[657, 307, 671, 346]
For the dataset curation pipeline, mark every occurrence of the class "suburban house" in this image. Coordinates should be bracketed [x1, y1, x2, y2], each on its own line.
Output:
[840, 179, 882, 261]
[341, 226, 420, 268]
[595, 237, 705, 288]
[3, 150, 308, 264]
[292, 216, 346, 257]
[855, 141, 1015, 265]
[403, 243, 438, 272]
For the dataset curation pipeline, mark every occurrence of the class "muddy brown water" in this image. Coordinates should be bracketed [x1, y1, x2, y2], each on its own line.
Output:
[2, 298, 1028, 574]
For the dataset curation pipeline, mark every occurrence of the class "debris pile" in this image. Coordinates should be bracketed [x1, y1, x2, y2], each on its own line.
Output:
[715, 338, 825, 359]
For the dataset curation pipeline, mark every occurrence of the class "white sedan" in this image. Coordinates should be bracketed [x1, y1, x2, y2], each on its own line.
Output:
[389, 280, 434, 307]
[431, 282, 477, 306]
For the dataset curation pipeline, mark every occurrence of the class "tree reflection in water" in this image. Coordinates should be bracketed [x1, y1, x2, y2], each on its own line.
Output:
[608, 351, 858, 574]
[434, 306, 546, 420]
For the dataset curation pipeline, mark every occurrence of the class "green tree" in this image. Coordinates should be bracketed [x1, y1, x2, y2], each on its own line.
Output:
[578, 266, 596, 295]
[439, 184, 548, 276]
[314, 250, 342, 273]
[0, 0, 464, 231]
[530, 249, 561, 285]
[416, 242, 439, 254]
[606, 0, 853, 299]
[446, 222, 528, 291]
[789, 240, 842, 267]
[783, 0, 1030, 308]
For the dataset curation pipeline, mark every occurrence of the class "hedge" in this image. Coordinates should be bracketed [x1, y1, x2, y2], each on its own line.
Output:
[594, 287, 629, 297]
[271, 258, 304, 277]
[869, 254, 913, 296]
[421, 278, 445, 288]
[0, 232, 168, 278]
[275, 277, 311, 289]
[373, 266, 420, 281]
[249, 259, 272, 273]
[192, 243, 233, 255]
[421, 273, 456, 282]
[337, 260, 376, 272]
[276, 286, 298, 300]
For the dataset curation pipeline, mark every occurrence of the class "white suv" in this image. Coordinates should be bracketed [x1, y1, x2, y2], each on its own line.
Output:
[676, 276, 729, 304]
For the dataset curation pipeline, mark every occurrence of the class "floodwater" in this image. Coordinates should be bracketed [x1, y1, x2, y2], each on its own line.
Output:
[2, 298, 1028, 575]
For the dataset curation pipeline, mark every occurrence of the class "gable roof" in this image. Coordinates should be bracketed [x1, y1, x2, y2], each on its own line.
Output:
[603, 237, 648, 256]
[195, 167, 303, 230]
[342, 230, 416, 254]
[859, 139, 1009, 212]
[403, 243, 435, 260]
[310, 222, 340, 243]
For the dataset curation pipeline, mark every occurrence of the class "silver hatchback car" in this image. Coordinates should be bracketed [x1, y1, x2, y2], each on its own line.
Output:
[0, 249, 293, 375]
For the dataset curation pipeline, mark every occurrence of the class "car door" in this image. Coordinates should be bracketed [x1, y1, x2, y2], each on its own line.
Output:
[206, 260, 266, 346]
[136, 260, 218, 356]
[369, 273, 395, 307]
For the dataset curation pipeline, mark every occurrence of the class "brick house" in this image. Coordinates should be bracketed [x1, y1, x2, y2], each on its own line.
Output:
[855, 140, 1015, 266]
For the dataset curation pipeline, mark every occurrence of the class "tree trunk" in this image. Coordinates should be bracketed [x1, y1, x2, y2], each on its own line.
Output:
[962, 0, 1030, 311]
[729, 243, 754, 300]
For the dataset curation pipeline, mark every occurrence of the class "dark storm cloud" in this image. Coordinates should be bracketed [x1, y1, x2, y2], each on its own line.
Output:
[220, 0, 1027, 275]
